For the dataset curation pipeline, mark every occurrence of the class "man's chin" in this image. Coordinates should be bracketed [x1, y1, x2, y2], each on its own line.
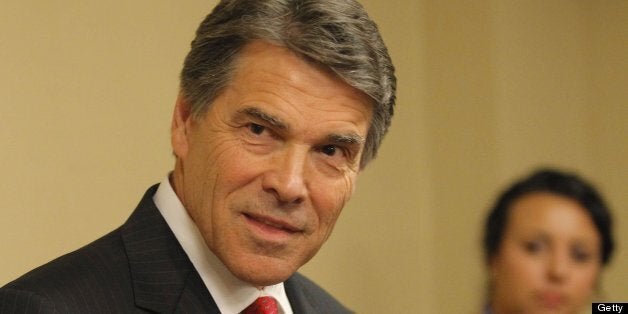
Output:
[228, 256, 299, 287]
[236, 270, 294, 288]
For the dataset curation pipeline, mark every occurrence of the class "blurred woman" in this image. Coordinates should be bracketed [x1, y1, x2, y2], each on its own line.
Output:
[483, 169, 614, 314]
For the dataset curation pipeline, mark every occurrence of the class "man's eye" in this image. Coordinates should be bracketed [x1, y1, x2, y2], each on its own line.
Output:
[248, 123, 265, 135]
[321, 145, 339, 156]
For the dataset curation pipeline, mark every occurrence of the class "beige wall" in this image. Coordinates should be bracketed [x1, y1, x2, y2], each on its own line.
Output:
[1, 1, 626, 313]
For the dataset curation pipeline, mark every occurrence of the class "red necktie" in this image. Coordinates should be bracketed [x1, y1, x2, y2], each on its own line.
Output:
[242, 296, 279, 314]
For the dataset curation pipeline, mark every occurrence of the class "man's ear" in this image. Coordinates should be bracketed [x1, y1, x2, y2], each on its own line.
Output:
[171, 93, 193, 158]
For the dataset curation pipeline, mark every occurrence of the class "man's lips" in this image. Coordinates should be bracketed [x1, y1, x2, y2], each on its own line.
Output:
[243, 213, 302, 234]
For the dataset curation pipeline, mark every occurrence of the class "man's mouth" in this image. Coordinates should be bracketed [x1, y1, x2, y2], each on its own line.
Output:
[243, 213, 302, 235]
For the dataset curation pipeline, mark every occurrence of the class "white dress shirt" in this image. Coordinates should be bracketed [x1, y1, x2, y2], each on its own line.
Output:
[153, 175, 293, 314]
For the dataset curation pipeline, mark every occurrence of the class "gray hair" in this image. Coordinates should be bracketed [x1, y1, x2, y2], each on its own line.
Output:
[180, 0, 396, 167]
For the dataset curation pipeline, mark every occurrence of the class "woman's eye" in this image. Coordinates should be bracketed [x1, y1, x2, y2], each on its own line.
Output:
[523, 241, 542, 254]
[248, 123, 265, 135]
[571, 247, 592, 263]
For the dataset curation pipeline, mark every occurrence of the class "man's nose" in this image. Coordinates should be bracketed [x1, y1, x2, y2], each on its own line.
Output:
[261, 147, 308, 205]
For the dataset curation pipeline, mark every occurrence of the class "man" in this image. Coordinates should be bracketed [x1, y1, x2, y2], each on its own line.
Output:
[0, 0, 396, 313]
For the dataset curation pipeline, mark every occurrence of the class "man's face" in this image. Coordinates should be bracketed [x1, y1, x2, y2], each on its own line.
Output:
[171, 41, 372, 287]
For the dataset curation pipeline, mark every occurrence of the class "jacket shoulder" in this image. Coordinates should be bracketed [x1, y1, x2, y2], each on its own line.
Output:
[0, 229, 136, 313]
[0, 287, 57, 313]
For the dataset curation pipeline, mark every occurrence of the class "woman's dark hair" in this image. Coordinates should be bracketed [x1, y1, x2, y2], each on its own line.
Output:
[483, 168, 614, 265]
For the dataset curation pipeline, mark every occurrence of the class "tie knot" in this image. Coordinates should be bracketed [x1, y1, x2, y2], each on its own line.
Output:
[242, 296, 279, 314]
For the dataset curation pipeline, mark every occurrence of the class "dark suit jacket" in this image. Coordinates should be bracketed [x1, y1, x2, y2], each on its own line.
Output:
[0, 185, 351, 313]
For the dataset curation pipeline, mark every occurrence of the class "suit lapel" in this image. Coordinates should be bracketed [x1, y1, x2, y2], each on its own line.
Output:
[284, 275, 317, 314]
[120, 185, 220, 313]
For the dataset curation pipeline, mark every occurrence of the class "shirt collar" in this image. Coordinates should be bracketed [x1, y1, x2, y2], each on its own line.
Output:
[153, 174, 293, 314]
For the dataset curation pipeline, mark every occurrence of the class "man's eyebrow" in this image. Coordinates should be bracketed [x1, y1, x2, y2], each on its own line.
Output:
[238, 107, 288, 130]
[238, 106, 365, 145]
[327, 133, 365, 146]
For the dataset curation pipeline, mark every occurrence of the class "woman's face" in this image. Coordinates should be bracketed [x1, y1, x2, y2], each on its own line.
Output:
[490, 192, 602, 314]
